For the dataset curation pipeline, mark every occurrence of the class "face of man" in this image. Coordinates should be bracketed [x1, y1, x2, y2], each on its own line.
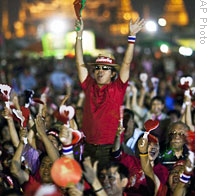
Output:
[39, 156, 53, 183]
[98, 166, 126, 196]
[150, 100, 164, 116]
[169, 124, 186, 150]
[93, 65, 115, 87]
[148, 141, 160, 162]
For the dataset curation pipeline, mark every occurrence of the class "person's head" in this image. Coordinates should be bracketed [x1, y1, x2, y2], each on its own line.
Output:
[88, 54, 119, 87]
[39, 155, 54, 184]
[135, 134, 160, 162]
[150, 96, 165, 116]
[46, 128, 62, 151]
[167, 121, 189, 150]
[167, 109, 181, 123]
[98, 161, 129, 196]
[147, 134, 160, 162]
[123, 109, 136, 140]
[168, 160, 186, 192]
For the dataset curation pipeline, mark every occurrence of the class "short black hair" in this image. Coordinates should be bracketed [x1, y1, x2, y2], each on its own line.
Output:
[99, 161, 129, 180]
[150, 95, 165, 105]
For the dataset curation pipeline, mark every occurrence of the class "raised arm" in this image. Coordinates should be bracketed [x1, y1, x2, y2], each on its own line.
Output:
[35, 113, 60, 161]
[112, 123, 125, 152]
[2, 106, 20, 148]
[10, 127, 30, 185]
[119, 17, 144, 83]
[83, 156, 108, 196]
[138, 137, 160, 196]
[75, 17, 88, 83]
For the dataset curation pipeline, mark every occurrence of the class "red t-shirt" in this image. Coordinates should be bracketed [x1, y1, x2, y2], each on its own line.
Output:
[80, 75, 128, 144]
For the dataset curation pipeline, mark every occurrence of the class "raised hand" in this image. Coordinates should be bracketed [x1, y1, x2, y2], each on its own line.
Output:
[129, 17, 145, 36]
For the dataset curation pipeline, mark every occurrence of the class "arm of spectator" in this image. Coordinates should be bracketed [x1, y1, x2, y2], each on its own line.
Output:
[112, 124, 125, 152]
[75, 17, 88, 83]
[180, 93, 194, 131]
[124, 86, 131, 109]
[35, 113, 60, 161]
[138, 85, 147, 108]
[83, 156, 108, 196]
[120, 17, 144, 83]
[76, 91, 85, 108]
[12, 94, 21, 110]
[59, 125, 74, 159]
[130, 82, 138, 108]
[10, 127, 29, 185]
[138, 137, 160, 195]
[172, 152, 195, 196]
[2, 106, 20, 147]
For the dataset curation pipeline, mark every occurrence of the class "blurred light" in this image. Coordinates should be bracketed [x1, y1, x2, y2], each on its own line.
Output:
[176, 39, 195, 50]
[179, 46, 193, 56]
[160, 44, 169, 53]
[123, 13, 131, 20]
[158, 18, 167, 27]
[48, 18, 67, 34]
[116, 46, 125, 54]
[1, 59, 7, 66]
[145, 20, 158, 32]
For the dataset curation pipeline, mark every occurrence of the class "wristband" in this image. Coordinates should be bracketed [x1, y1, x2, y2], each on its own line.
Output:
[128, 35, 136, 44]
[77, 36, 82, 40]
[180, 173, 191, 184]
[139, 152, 148, 157]
[62, 144, 73, 155]
[94, 187, 104, 193]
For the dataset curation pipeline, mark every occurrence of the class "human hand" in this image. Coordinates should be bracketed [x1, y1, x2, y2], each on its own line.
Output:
[34, 113, 46, 136]
[83, 156, 98, 184]
[59, 125, 73, 145]
[19, 126, 28, 144]
[138, 137, 148, 154]
[67, 183, 84, 196]
[2, 106, 12, 120]
[129, 17, 145, 36]
[75, 17, 84, 32]
[185, 151, 195, 173]
[116, 125, 125, 136]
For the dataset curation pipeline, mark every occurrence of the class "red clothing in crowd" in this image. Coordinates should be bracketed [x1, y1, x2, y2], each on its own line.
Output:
[80, 75, 128, 144]
[113, 150, 169, 195]
[22, 170, 63, 196]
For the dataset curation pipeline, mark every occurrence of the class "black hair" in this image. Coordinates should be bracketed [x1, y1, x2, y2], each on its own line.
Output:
[150, 95, 165, 105]
[46, 128, 61, 146]
[167, 109, 181, 119]
[99, 161, 129, 180]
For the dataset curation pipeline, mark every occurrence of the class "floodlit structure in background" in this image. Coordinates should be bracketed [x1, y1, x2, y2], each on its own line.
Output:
[162, 0, 189, 32]
[0, 0, 194, 57]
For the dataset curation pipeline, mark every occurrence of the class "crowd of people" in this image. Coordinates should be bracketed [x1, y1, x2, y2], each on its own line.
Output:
[0, 15, 195, 196]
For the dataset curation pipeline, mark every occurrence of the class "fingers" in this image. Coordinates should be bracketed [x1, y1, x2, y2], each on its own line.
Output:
[93, 160, 99, 171]
[75, 17, 83, 31]
[139, 138, 145, 147]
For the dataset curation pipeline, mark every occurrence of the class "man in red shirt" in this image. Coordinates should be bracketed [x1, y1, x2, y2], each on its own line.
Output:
[75, 16, 145, 167]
